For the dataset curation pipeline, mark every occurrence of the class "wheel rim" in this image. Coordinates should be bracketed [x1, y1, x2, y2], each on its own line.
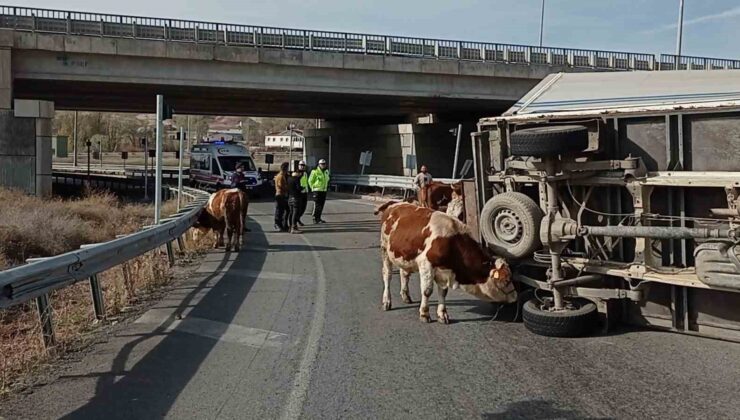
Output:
[493, 209, 523, 245]
[537, 297, 584, 313]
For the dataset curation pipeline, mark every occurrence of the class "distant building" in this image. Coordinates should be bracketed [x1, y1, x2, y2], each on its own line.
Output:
[265, 129, 304, 149]
[205, 129, 245, 143]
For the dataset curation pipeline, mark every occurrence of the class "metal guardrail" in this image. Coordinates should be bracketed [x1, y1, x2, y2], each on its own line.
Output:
[0, 4, 699, 71]
[332, 173, 458, 191]
[0, 186, 209, 345]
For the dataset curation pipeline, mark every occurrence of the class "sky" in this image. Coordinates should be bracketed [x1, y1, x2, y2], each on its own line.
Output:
[20, 0, 740, 59]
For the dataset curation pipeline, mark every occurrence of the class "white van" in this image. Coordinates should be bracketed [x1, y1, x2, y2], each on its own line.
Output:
[189, 141, 263, 191]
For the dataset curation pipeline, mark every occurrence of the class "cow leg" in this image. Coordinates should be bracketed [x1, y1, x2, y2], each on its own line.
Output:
[400, 269, 413, 304]
[437, 287, 450, 324]
[381, 250, 393, 311]
[224, 216, 234, 252]
[216, 227, 225, 248]
[418, 263, 434, 323]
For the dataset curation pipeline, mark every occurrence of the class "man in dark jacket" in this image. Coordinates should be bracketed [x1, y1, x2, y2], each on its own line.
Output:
[287, 166, 304, 234]
[274, 162, 290, 232]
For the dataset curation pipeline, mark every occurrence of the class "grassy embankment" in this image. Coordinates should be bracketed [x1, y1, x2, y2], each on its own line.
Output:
[0, 188, 210, 394]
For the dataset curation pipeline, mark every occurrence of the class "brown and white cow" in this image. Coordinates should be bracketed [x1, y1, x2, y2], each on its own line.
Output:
[193, 188, 248, 252]
[375, 201, 516, 323]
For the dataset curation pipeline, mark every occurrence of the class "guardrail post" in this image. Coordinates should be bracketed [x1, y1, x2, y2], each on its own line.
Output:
[89, 274, 106, 321]
[480, 45, 486, 61]
[385, 36, 390, 55]
[132, 21, 137, 38]
[629, 55, 636, 70]
[195, 25, 199, 43]
[362, 35, 367, 54]
[31, 13, 36, 32]
[99, 18, 104, 37]
[434, 40, 439, 59]
[177, 236, 186, 253]
[308, 32, 313, 50]
[66, 12, 71, 34]
[165, 242, 176, 266]
[36, 294, 56, 349]
[457, 41, 462, 59]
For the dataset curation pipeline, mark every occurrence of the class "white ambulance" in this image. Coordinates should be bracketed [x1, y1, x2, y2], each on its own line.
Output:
[189, 140, 263, 191]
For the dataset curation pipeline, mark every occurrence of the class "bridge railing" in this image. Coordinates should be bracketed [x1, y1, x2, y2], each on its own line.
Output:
[659, 54, 740, 70]
[0, 4, 686, 71]
[0, 186, 210, 347]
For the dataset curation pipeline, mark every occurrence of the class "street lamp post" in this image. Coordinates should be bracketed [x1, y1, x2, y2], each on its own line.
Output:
[675, 0, 685, 70]
[539, 0, 545, 47]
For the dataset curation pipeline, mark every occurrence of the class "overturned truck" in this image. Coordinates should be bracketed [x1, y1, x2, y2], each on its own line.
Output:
[468, 70, 740, 340]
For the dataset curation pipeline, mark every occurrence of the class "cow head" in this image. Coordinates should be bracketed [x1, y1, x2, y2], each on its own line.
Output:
[190, 210, 211, 240]
[462, 258, 517, 303]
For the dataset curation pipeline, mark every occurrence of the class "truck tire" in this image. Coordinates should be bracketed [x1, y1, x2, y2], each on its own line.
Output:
[510, 125, 589, 157]
[480, 192, 543, 259]
[522, 298, 597, 337]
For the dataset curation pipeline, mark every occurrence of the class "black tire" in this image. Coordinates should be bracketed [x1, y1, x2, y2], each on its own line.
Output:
[510, 125, 589, 157]
[480, 192, 543, 259]
[522, 298, 598, 337]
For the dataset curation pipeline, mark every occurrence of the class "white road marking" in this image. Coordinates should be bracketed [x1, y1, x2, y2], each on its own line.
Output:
[135, 310, 288, 349]
[280, 234, 328, 420]
[195, 266, 313, 282]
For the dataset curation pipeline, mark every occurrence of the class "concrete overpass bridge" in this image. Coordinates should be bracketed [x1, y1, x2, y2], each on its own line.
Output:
[1, 5, 739, 195]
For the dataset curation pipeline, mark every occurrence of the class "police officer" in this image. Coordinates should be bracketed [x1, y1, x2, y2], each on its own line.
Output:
[308, 158, 330, 224]
[296, 160, 309, 226]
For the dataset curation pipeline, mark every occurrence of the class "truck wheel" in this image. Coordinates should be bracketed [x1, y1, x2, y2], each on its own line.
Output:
[522, 297, 597, 337]
[480, 192, 543, 259]
[510, 125, 589, 157]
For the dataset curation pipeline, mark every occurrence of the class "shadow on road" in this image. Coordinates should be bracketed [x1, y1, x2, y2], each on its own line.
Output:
[60, 225, 271, 419]
[482, 399, 614, 420]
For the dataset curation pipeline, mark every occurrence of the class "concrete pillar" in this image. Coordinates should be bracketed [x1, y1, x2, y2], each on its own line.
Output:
[0, 100, 54, 197]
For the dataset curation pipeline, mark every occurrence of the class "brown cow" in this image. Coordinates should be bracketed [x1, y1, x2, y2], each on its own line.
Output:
[193, 188, 248, 252]
[375, 201, 515, 323]
[418, 181, 461, 211]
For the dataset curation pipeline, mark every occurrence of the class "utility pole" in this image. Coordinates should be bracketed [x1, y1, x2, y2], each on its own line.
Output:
[539, 0, 545, 47]
[177, 126, 184, 211]
[154, 95, 164, 224]
[675, 0, 685, 70]
[86, 140, 91, 187]
[73, 111, 78, 167]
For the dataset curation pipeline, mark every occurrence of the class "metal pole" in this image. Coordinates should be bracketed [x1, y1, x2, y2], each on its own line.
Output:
[328, 135, 332, 171]
[99, 140, 103, 168]
[89, 274, 105, 320]
[452, 123, 462, 179]
[288, 125, 294, 170]
[675, 0, 685, 70]
[186, 115, 191, 151]
[538, 0, 545, 47]
[144, 137, 149, 200]
[36, 294, 56, 348]
[177, 126, 184, 211]
[73, 111, 78, 167]
[86, 140, 91, 187]
[155, 94, 164, 224]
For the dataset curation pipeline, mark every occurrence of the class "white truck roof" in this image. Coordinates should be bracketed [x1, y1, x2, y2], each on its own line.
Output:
[480, 69, 740, 125]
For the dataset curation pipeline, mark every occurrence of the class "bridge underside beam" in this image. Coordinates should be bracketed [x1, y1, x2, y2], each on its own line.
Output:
[14, 79, 511, 120]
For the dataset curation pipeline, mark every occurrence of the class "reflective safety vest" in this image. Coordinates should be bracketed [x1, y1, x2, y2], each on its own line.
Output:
[300, 172, 309, 192]
[308, 168, 330, 192]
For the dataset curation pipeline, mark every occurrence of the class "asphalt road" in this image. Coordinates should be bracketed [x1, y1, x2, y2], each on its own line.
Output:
[3, 197, 740, 419]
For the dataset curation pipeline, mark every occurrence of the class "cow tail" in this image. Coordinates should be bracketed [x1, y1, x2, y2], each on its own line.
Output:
[374, 201, 397, 216]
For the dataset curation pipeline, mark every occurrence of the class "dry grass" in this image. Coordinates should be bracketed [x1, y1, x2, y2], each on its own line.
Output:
[0, 188, 210, 395]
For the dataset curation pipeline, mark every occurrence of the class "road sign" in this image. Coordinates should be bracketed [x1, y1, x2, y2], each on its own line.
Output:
[459, 159, 473, 178]
[405, 154, 417, 170]
[359, 151, 373, 166]
[121, 151, 128, 160]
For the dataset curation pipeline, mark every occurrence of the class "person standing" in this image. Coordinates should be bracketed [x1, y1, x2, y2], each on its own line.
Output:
[308, 158, 330, 224]
[296, 160, 309, 227]
[274, 162, 290, 232]
[287, 166, 304, 234]
[414, 164, 433, 207]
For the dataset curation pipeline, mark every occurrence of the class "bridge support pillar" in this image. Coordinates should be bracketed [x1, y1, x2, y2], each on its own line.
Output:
[0, 99, 54, 196]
